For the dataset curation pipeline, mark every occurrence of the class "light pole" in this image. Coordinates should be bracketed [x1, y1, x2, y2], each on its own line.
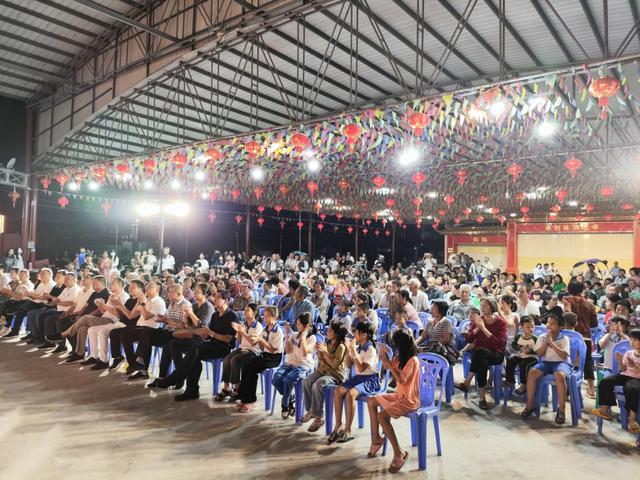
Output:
[137, 200, 190, 273]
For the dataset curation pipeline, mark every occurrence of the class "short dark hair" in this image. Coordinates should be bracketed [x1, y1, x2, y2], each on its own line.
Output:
[628, 328, 640, 342]
[217, 289, 231, 302]
[567, 281, 583, 296]
[563, 312, 577, 328]
[520, 315, 534, 326]
[548, 312, 565, 328]
[130, 279, 144, 290]
[245, 303, 258, 315]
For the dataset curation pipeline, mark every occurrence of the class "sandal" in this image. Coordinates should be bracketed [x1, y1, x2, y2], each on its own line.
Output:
[214, 389, 232, 402]
[288, 401, 296, 417]
[521, 407, 535, 419]
[629, 421, 640, 433]
[367, 438, 385, 458]
[238, 403, 255, 413]
[591, 408, 613, 421]
[555, 411, 566, 425]
[514, 386, 526, 395]
[281, 407, 291, 419]
[300, 411, 314, 423]
[479, 399, 488, 410]
[327, 429, 342, 444]
[388, 451, 409, 474]
[585, 390, 596, 400]
[336, 431, 355, 443]
[307, 417, 325, 433]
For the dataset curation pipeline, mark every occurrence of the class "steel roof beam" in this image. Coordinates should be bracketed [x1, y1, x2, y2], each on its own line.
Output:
[529, 0, 574, 62]
[0, 14, 91, 50]
[0, 30, 76, 59]
[0, 44, 69, 70]
[0, 0, 97, 38]
[0, 69, 51, 87]
[579, 0, 605, 56]
[36, 0, 113, 30]
[71, 0, 181, 43]
[0, 58, 68, 83]
[0, 80, 39, 95]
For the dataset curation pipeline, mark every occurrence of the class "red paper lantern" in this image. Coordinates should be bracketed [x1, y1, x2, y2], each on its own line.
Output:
[257, 205, 265, 214]
[93, 166, 106, 180]
[347, 226, 354, 234]
[384, 229, 391, 237]
[443, 194, 455, 208]
[343, 123, 361, 145]
[354, 213, 361, 221]
[116, 164, 129, 175]
[245, 141, 261, 157]
[231, 189, 241, 200]
[478, 194, 489, 203]
[8, 189, 20, 208]
[374, 229, 380, 237]
[385, 198, 395, 208]
[274, 204, 283, 215]
[600, 186, 614, 198]
[55, 174, 69, 191]
[520, 206, 530, 214]
[514, 191, 526, 204]
[307, 181, 319, 197]
[476, 216, 484, 224]
[143, 158, 156, 174]
[293, 204, 300, 212]
[40, 177, 51, 191]
[584, 203, 594, 213]
[57, 196, 69, 209]
[101, 201, 112, 216]
[234, 215, 243, 225]
[336, 213, 343, 221]
[522, 215, 531, 223]
[506, 163, 523, 182]
[279, 220, 286, 230]
[564, 157, 582, 178]
[291, 133, 311, 151]
[362, 228, 368, 235]
[319, 213, 327, 221]
[317, 223, 324, 231]
[206, 148, 222, 163]
[438, 209, 446, 216]
[257, 217, 265, 227]
[208, 211, 217, 223]
[462, 208, 472, 218]
[279, 185, 289, 197]
[621, 203, 634, 211]
[372, 176, 385, 188]
[555, 188, 568, 203]
[549, 212, 558, 221]
[412, 197, 422, 207]
[296, 221, 304, 230]
[490, 207, 500, 215]
[454, 216, 461, 225]
[407, 111, 429, 136]
[381, 219, 388, 227]
[338, 179, 349, 192]
[589, 76, 620, 119]
[412, 172, 426, 188]
[604, 214, 613, 221]
[456, 169, 468, 186]
[209, 191, 218, 203]
[173, 152, 188, 169]
[551, 205, 561, 214]
[397, 219, 404, 226]
[254, 187, 264, 200]
[497, 214, 506, 225]
[314, 202, 322, 214]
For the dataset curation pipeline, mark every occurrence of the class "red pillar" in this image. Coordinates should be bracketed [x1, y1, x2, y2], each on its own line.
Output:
[444, 233, 456, 262]
[633, 218, 640, 267]
[506, 221, 518, 274]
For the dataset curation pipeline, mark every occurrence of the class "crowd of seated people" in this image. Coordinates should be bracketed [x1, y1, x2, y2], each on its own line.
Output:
[1, 248, 640, 472]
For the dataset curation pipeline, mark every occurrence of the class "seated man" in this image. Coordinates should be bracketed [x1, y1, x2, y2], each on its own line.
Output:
[0, 268, 35, 336]
[14, 268, 56, 341]
[36, 272, 81, 349]
[127, 283, 189, 380]
[47, 275, 110, 361]
[0, 268, 20, 335]
[156, 289, 238, 401]
[25, 269, 67, 344]
[109, 280, 165, 372]
[60, 277, 126, 363]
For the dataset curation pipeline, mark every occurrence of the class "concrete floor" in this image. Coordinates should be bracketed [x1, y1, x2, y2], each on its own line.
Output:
[0, 338, 638, 480]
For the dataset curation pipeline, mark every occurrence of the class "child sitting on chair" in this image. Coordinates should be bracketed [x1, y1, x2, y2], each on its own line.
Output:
[505, 315, 538, 395]
[328, 321, 379, 445]
[598, 316, 630, 371]
[521, 312, 571, 424]
[592, 328, 640, 433]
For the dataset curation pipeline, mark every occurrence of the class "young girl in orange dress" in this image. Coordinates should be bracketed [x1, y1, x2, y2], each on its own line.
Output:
[366, 329, 420, 474]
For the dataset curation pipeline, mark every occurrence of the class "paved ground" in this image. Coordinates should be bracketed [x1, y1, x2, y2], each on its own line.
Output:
[0, 337, 638, 480]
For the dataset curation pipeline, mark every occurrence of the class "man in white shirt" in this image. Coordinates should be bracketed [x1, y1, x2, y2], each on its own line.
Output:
[143, 248, 156, 273]
[2, 268, 51, 338]
[25, 269, 67, 344]
[516, 284, 541, 318]
[408, 278, 430, 312]
[36, 272, 81, 349]
[157, 247, 176, 273]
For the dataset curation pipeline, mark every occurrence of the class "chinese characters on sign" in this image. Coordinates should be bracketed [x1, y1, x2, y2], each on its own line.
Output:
[544, 223, 601, 232]
[471, 236, 489, 243]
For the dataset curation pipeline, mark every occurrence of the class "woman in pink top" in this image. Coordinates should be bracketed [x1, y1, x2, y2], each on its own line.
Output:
[366, 330, 420, 474]
[592, 328, 640, 433]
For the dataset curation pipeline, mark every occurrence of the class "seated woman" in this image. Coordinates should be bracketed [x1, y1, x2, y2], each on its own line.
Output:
[272, 312, 317, 418]
[366, 329, 420, 473]
[592, 328, 640, 433]
[416, 300, 458, 364]
[521, 313, 571, 424]
[215, 303, 263, 401]
[328, 321, 380, 444]
[301, 323, 348, 432]
[455, 299, 507, 410]
[236, 306, 283, 413]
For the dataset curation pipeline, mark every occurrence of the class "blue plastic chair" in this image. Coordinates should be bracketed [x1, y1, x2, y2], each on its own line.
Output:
[597, 340, 632, 434]
[534, 325, 547, 336]
[590, 325, 606, 364]
[381, 353, 449, 471]
[406, 321, 421, 339]
[418, 311, 431, 328]
[534, 330, 586, 426]
[259, 351, 285, 411]
[203, 357, 225, 396]
[461, 350, 503, 403]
